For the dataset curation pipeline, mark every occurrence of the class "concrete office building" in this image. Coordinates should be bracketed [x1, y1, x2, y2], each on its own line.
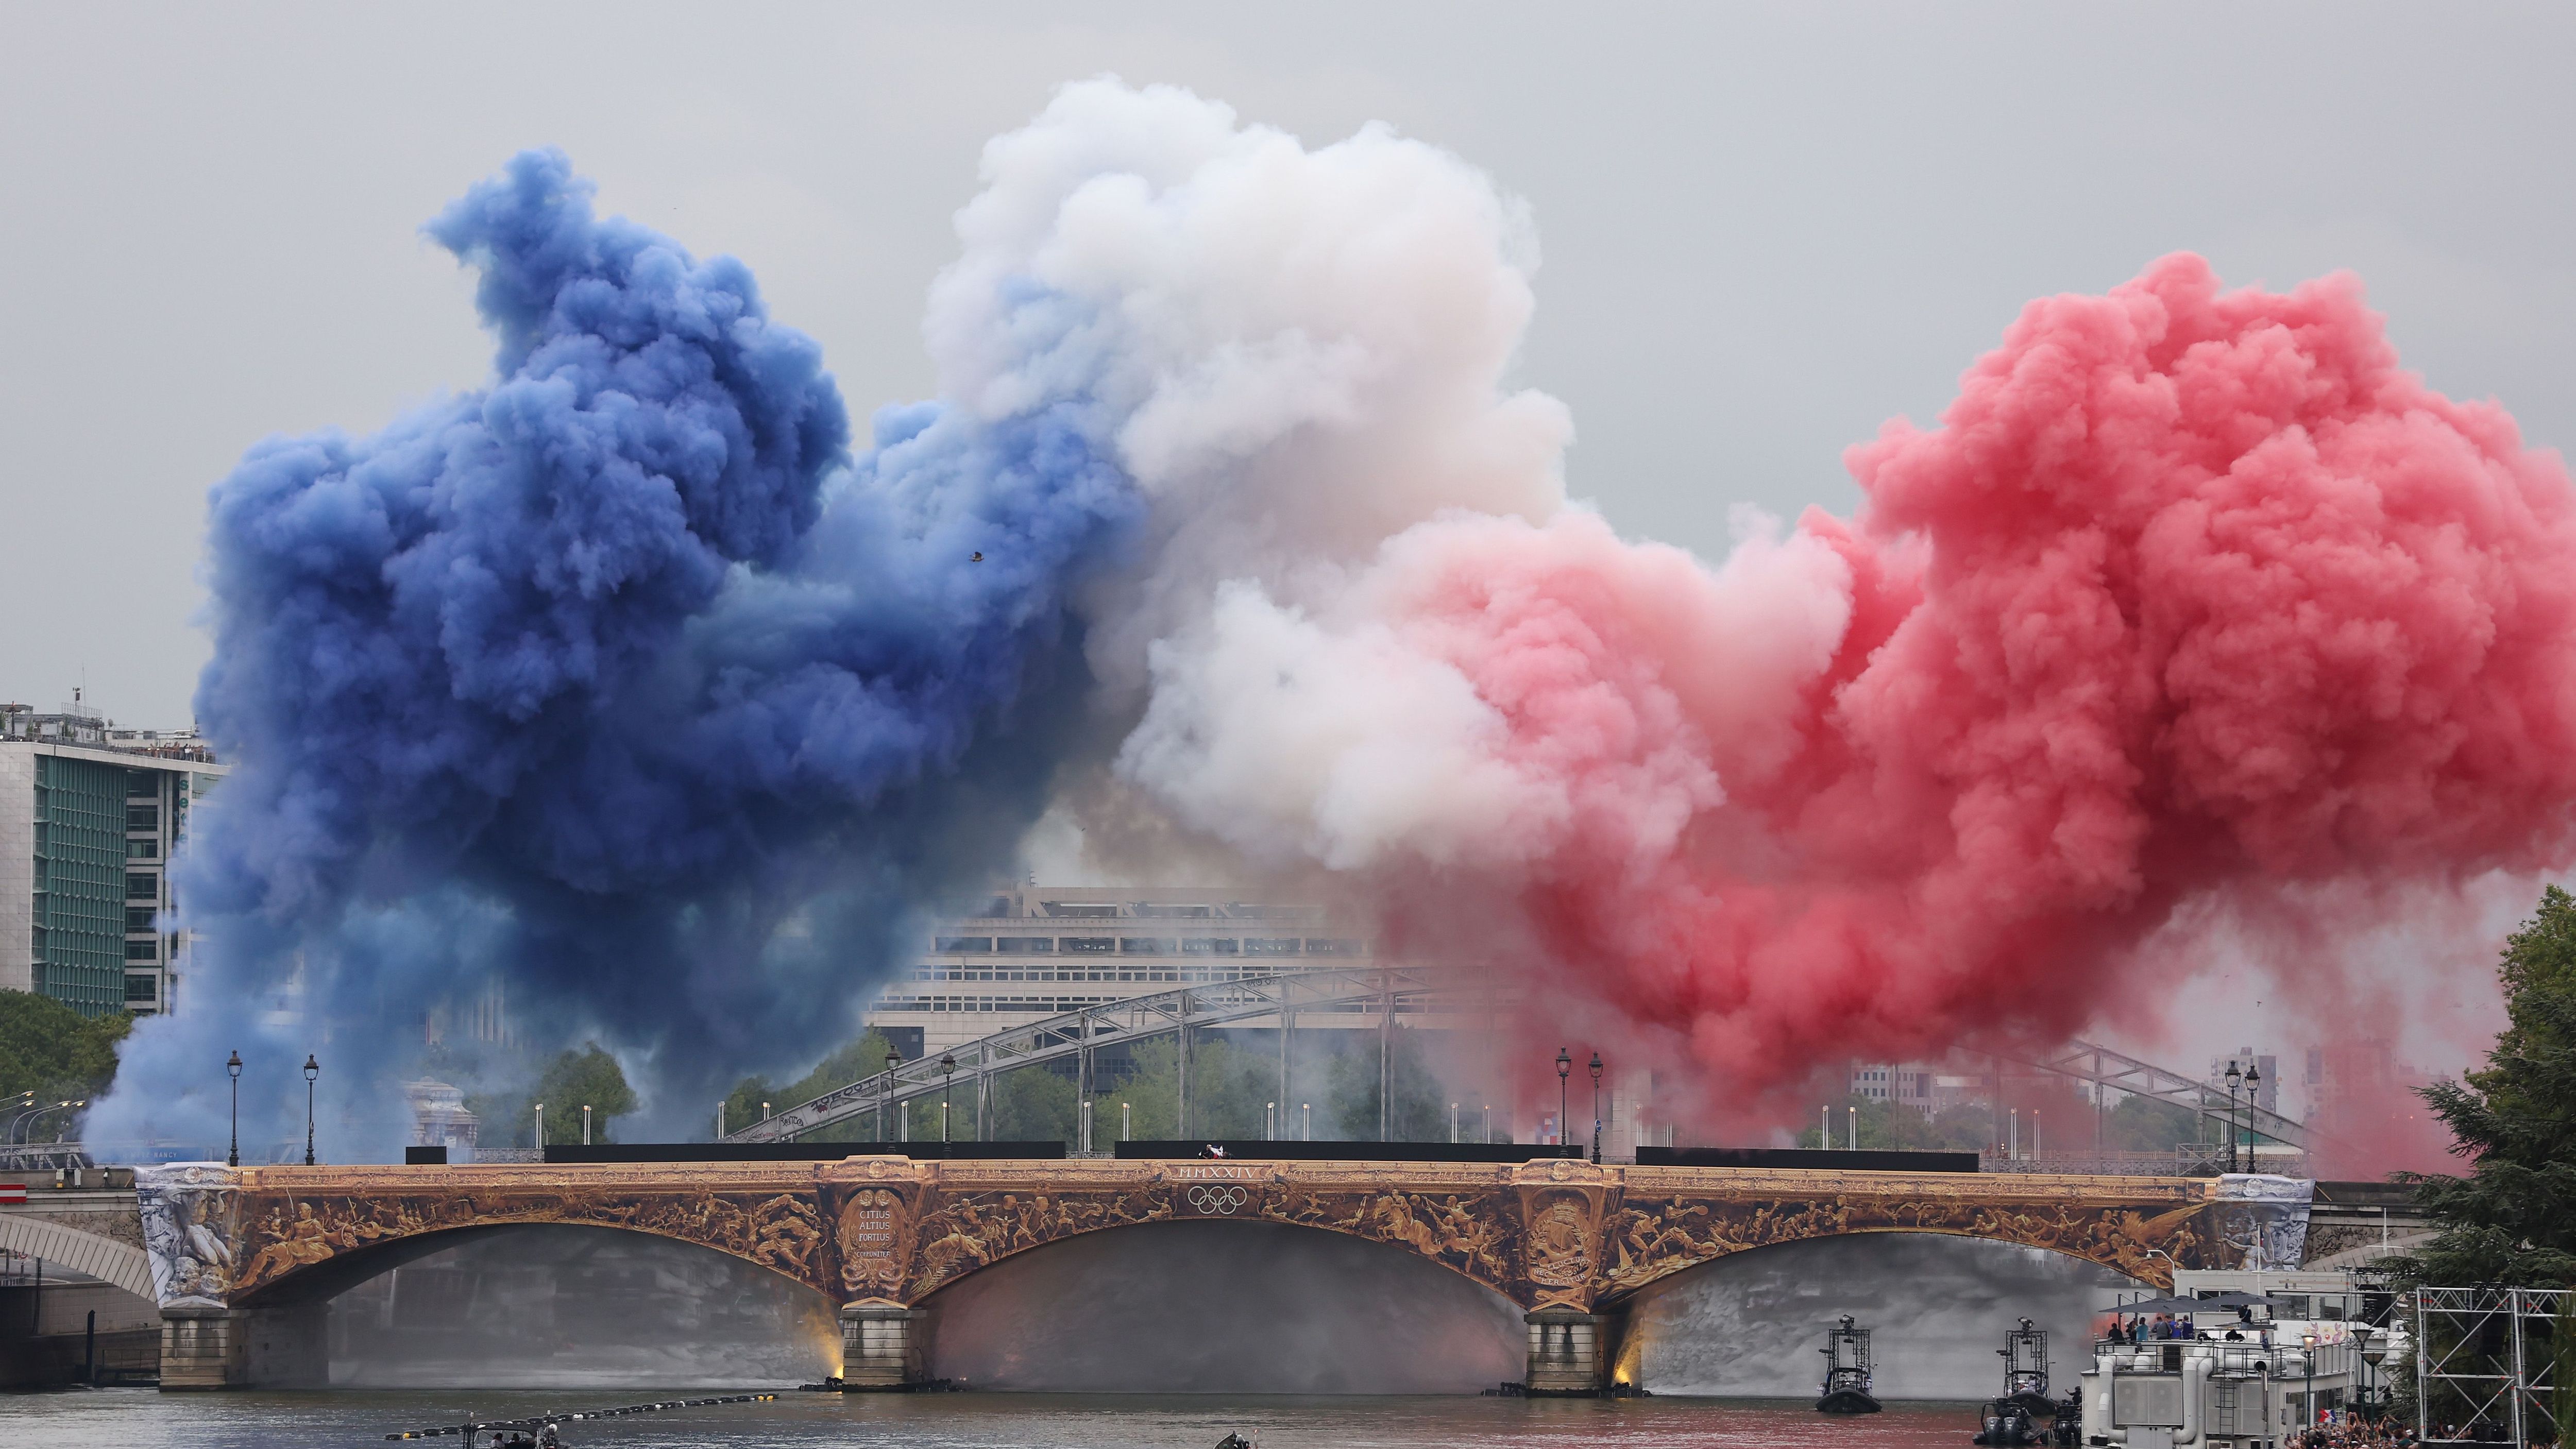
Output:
[2209, 1047, 2280, 1114]
[1848, 1061, 1938, 1116]
[1, 699, 226, 1017]
[863, 884, 1375, 1057]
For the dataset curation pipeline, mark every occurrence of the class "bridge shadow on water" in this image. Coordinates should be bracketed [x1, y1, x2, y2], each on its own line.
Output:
[922, 1219, 1526, 1393]
[323, 1225, 838, 1389]
[1618, 1233, 2146, 1399]
[309, 1222, 2143, 1397]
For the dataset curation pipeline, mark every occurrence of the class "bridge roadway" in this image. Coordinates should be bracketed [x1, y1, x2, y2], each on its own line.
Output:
[129, 1154, 2318, 1392]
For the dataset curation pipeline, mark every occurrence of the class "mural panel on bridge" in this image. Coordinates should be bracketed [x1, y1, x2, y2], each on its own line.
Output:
[138, 1160, 2311, 1316]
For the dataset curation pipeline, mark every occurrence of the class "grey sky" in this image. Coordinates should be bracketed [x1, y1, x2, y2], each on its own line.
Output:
[4, 3, 2571, 732]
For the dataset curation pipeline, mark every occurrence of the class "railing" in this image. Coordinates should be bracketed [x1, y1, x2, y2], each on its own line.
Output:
[2001, 1041, 2312, 1152]
[724, 963, 1519, 1145]
[732, 964, 2311, 1162]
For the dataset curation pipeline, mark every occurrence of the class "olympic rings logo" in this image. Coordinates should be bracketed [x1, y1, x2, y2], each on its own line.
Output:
[1187, 1184, 1248, 1216]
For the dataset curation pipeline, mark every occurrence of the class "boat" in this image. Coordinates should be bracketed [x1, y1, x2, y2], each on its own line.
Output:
[1972, 1396, 2040, 1445]
[1998, 1316, 2058, 1419]
[1816, 1314, 1883, 1413]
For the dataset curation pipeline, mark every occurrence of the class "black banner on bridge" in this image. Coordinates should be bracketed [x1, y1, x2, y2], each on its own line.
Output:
[535, 1141, 1067, 1164]
[1634, 1146, 1979, 1173]
[1112, 1140, 1580, 1163]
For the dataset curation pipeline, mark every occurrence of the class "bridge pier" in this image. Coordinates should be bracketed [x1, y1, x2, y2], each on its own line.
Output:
[158, 1304, 328, 1390]
[840, 1301, 927, 1389]
[1523, 1309, 1613, 1395]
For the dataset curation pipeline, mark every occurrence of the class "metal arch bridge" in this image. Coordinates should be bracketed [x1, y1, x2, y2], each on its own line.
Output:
[721, 965, 2312, 1152]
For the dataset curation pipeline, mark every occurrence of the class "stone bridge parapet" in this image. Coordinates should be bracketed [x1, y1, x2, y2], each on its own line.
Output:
[135, 1158, 2312, 1392]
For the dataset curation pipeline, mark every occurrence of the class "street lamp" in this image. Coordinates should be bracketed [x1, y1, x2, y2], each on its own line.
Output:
[939, 1053, 957, 1149]
[1555, 1048, 1572, 1157]
[225, 1050, 242, 1167]
[2223, 1061, 2243, 1173]
[2244, 1064, 2261, 1168]
[302, 1055, 318, 1166]
[1588, 1051, 1604, 1165]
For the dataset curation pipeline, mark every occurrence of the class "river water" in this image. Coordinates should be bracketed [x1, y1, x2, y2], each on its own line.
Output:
[0, 1388, 1987, 1448]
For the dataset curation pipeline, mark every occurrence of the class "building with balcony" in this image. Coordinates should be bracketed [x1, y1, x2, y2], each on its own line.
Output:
[0, 699, 226, 1017]
[861, 884, 1376, 1056]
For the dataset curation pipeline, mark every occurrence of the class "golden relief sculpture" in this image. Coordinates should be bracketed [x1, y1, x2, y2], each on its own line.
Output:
[142, 1157, 2249, 1314]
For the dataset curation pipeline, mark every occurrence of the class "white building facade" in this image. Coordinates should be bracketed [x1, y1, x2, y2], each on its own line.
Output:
[862, 885, 1375, 1058]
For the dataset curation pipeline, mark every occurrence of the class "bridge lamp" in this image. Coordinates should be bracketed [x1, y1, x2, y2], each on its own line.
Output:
[1554, 1048, 1572, 1155]
[939, 1054, 957, 1147]
[2224, 1062, 2243, 1172]
[2243, 1064, 2261, 1167]
[302, 1054, 319, 1166]
[225, 1050, 242, 1168]
[1588, 1051, 1603, 1164]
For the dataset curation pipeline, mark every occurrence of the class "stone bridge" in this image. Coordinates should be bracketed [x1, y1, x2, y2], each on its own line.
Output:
[135, 1157, 2313, 1392]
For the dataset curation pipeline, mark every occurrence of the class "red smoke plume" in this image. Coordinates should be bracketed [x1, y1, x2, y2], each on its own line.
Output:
[1375, 254, 2576, 1118]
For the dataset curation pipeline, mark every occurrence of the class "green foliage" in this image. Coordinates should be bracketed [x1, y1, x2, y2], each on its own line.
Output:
[1091, 1037, 1280, 1141]
[1798, 1095, 1987, 1151]
[491, 1044, 639, 1147]
[991, 1063, 1077, 1143]
[0, 991, 130, 1123]
[1323, 1028, 1449, 1141]
[725, 1029, 899, 1141]
[2100, 1095, 2205, 1152]
[2394, 884, 2576, 1289]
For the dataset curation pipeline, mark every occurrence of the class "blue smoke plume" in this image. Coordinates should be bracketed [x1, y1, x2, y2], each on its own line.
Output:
[90, 150, 1139, 1155]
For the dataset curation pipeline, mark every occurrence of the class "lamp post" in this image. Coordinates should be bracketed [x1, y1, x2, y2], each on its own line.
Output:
[302, 1055, 318, 1166]
[2223, 1061, 2242, 1173]
[2244, 1063, 2262, 1169]
[225, 1050, 242, 1167]
[1554, 1048, 1572, 1157]
[939, 1053, 957, 1149]
[880, 1048, 900, 1144]
[1588, 1051, 1604, 1165]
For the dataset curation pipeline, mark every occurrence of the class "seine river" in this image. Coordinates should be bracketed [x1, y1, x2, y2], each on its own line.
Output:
[0, 1389, 1986, 1448]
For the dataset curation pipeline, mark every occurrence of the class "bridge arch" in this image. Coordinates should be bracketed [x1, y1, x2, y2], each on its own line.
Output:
[1592, 1184, 2214, 1303]
[0, 1212, 154, 1300]
[227, 1218, 834, 1315]
[917, 1216, 1524, 1392]
[912, 1204, 1515, 1318]
[1607, 1230, 2145, 1398]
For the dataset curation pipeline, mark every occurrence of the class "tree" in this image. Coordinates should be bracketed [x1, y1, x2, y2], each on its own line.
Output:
[991, 1063, 1078, 1143]
[2393, 884, 2576, 1289]
[1089, 1037, 1278, 1141]
[1322, 1027, 1449, 1142]
[723, 1029, 899, 1141]
[0, 991, 130, 1120]
[503, 1045, 639, 1146]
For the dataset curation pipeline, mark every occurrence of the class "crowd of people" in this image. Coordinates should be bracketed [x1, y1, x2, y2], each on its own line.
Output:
[2287, 1416, 2416, 1446]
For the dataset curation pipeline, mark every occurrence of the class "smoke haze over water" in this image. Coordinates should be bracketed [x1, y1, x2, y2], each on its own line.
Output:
[1618, 1234, 2139, 1399]
[923, 1221, 1523, 1393]
[98, 78, 2576, 1160]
